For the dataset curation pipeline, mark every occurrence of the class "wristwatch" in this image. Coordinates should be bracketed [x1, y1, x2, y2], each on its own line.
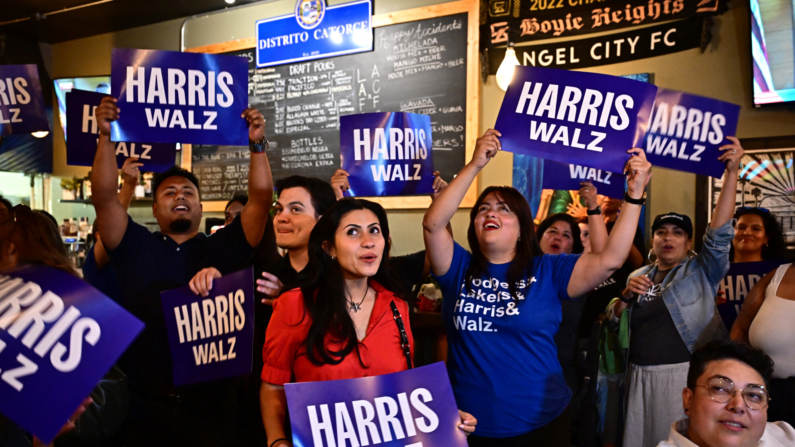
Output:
[624, 191, 647, 205]
[249, 138, 269, 153]
[587, 206, 602, 216]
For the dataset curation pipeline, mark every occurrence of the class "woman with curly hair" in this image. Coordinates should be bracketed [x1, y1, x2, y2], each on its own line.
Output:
[729, 207, 787, 262]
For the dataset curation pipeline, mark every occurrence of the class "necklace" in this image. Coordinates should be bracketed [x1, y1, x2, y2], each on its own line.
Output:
[348, 286, 369, 313]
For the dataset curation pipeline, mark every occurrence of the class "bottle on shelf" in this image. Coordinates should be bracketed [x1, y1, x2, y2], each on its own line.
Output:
[61, 219, 71, 236]
[70, 217, 78, 236]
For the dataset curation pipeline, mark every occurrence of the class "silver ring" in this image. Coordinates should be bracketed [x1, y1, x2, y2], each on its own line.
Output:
[585, 188, 589, 192]
[732, 150, 737, 154]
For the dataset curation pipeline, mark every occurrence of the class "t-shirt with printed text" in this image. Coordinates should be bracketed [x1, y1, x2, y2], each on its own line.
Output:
[433, 242, 580, 437]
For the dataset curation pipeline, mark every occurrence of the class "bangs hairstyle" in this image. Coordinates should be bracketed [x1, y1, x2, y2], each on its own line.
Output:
[731, 207, 787, 261]
[300, 198, 403, 367]
[466, 186, 542, 300]
[536, 213, 584, 255]
[275, 175, 337, 218]
[152, 166, 201, 200]
[0, 205, 78, 277]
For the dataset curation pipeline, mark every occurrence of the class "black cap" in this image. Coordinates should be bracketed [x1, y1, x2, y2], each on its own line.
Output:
[652, 212, 693, 238]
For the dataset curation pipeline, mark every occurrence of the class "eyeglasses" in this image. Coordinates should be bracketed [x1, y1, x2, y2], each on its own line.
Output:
[696, 377, 769, 410]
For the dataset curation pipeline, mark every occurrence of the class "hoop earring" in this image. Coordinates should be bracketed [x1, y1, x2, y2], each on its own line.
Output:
[647, 249, 658, 264]
[688, 249, 697, 258]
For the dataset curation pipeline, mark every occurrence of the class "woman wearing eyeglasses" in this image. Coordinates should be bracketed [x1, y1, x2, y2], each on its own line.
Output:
[607, 137, 745, 447]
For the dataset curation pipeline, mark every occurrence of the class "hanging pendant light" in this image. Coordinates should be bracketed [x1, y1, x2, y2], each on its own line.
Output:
[496, 42, 520, 91]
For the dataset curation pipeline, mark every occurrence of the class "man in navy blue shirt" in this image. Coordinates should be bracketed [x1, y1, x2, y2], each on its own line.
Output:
[90, 96, 273, 446]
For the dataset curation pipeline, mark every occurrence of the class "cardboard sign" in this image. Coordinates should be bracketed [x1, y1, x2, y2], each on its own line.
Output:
[340, 112, 434, 197]
[0, 64, 49, 136]
[542, 160, 625, 199]
[643, 88, 740, 178]
[110, 49, 249, 146]
[256, 0, 373, 68]
[495, 66, 657, 174]
[285, 362, 467, 447]
[66, 89, 177, 172]
[717, 261, 785, 330]
[160, 268, 254, 386]
[0, 266, 144, 443]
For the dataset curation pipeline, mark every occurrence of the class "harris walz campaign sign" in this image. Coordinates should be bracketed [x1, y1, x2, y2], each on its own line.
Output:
[340, 112, 435, 197]
[495, 66, 657, 174]
[160, 268, 254, 386]
[542, 160, 624, 199]
[717, 260, 785, 330]
[0, 266, 144, 443]
[110, 49, 249, 146]
[0, 64, 49, 137]
[643, 88, 740, 178]
[285, 362, 467, 447]
[66, 89, 177, 172]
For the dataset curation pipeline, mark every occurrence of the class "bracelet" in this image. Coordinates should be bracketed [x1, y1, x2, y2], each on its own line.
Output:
[587, 206, 602, 216]
[623, 191, 647, 205]
[619, 294, 634, 303]
[250, 138, 269, 153]
[270, 438, 289, 447]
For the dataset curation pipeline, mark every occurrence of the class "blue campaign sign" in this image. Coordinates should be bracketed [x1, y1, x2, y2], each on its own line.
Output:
[340, 112, 435, 197]
[160, 268, 254, 386]
[285, 362, 467, 447]
[717, 261, 785, 330]
[542, 160, 625, 199]
[66, 89, 177, 172]
[256, 0, 372, 68]
[643, 88, 740, 178]
[110, 48, 249, 146]
[0, 266, 144, 443]
[0, 64, 49, 136]
[495, 66, 657, 174]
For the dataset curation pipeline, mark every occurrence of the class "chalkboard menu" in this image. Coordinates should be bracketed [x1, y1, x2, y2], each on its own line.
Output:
[191, 13, 468, 201]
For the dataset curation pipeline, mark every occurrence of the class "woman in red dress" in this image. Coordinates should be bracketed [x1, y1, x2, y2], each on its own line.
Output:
[259, 198, 476, 447]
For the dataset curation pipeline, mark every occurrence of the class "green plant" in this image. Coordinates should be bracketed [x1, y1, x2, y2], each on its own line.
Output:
[59, 176, 81, 191]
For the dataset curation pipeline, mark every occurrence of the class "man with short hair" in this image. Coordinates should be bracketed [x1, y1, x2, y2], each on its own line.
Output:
[657, 339, 795, 447]
[91, 96, 273, 446]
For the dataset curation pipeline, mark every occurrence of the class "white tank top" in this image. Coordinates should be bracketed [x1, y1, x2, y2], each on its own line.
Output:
[749, 263, 795, 379]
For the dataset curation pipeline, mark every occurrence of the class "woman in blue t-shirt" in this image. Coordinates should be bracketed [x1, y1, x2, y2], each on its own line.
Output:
[422, 129, 652, 446]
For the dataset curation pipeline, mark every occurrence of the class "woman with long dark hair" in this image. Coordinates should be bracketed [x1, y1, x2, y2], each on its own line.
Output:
[259, 198, 476, 447]
[730, 207, 786, 262]
[423, 129, 651, 446]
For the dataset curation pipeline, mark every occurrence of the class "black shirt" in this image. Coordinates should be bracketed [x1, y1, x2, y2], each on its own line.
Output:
[107, 215, 254, 393]
[628, 268, 692, 365]
[389, 250, 427, 304]
[577, 223, 646, 339]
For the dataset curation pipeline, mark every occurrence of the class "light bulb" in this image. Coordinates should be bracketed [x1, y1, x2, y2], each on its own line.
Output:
[225, 0, 235, 4]
[31, 131, 49, 138]
[496, 45, 520, 91]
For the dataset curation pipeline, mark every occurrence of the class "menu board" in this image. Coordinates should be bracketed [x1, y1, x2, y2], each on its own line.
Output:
[191, 13, 468, 201]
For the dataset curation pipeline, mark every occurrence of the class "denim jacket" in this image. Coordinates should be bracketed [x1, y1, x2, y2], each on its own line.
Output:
[608, 220, 733, 356]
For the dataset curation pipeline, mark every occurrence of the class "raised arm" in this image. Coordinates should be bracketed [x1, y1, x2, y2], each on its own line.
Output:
[579, 182, 607, 253]
[118, 157, 141, 209]
[90, 97, 129, 251]
[567, 149, 652, 298]
[423, 129, 500, 276]
[730, 269, 774, 344]
[711, 137, 744, 229]
[239, 108, 274, 248]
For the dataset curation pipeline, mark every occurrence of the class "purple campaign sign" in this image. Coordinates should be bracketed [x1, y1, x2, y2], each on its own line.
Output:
[0, 266, 144, 443]
[495, 66, 657, 174]
[0, 64, 49, 136]
[66, 89, 177, 172]
[643, 89, 740, 178]
[160, 267, 254, 386]
[340, 112, 435, 197]
[110, 49, 249, 146]
[542, 160, 625, 199]
[285, 362, 467, 447]
[717, 261, 784, 330]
